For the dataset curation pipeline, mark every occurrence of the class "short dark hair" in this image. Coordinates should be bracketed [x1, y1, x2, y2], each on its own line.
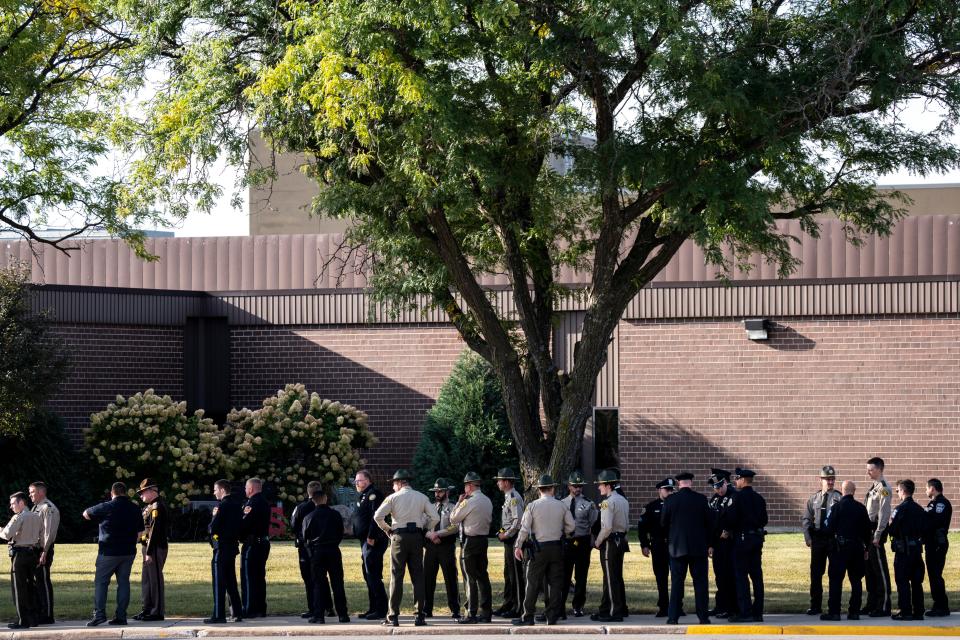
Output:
[214, 479, 231, 492]
[307, 481, 322, 493]
[867, 457, 885, 471]
[928, 478, 943, 493]
[29, 481, 47, 491]
[112, 482, 127, 496]
[308, 483, 329, 501]
[355, 469, 372, 482]
[9, 491, 27, 503]
[898, 479, 915, 495]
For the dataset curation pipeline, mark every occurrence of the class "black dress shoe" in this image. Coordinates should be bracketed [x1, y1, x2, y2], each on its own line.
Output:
[382, 615, 399, 627]
[477, 615, 492, 623]
[325, 609, 334, 617]
[546, 618, 558, 625]
[142, 614, 164, 621]
[497, 610, 520, 618]
[108, 618, 127, 625]
[7, 623, 30, 629]
[754, 615, 763, 622]
[511, 617, 534, 626]
[714, 611, 730, 619]
[698, 618, 711, 624]
[132, 612, 147, 621]
[665, 619, 678, 625]
[806, 608, 822, 615]
[926, 609, 950, 617]
[423, 611, 434, 618]
[572, 609, 585, 617]
[535, 613, 546, 622]
[891, 612, 913, 621]
[655, 608, 668, 617]
[414, 614, 426, 626]
[590, 613, 601, 621]
[820, 613, 841, 621]
[203, 618, 227, 624]
[457, 615, 478, 624]
[228, 616, 244, 623]
[451, 612, 462, 620]
[300, 612, 312, 619]
[847, 613, 860, 620]
[365, 611, 386, 620]
[339, 615, 350, 623]
[595, 614, 623, 622]
[308, 617, 324, 624]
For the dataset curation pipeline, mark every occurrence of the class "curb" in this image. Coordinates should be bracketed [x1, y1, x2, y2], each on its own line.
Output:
[688, 624, 960, 636]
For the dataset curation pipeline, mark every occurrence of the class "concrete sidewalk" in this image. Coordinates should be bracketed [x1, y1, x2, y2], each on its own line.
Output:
[3, 614, 960, 639]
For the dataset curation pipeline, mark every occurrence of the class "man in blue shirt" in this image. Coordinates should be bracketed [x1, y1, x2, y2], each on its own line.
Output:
[83, 482, 144, 626]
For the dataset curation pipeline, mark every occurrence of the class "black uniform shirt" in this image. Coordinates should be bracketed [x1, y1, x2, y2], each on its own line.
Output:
[660, 487, 715, 558]
[708, 487, 736, 542]
[291, 499, 316, 548]
[352, 484, 386, 542]
[925, 494, 952, 545]
[85, 496, 144, 556]
[241, 492, 271, 539]
[303, 504, 344, 547]
[141, 498, 169, 554]
[824, 494, 872, 547]
[888, 496, 927, 544]
[209, 495, 243, 547]
[725, 486, 768, 534]
[637, 498, 667, 548]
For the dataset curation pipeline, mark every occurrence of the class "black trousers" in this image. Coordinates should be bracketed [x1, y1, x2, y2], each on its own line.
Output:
[501, 537, 524, 613]
[668, 554, 709, 621]
[361, 538, 388, 615]
[712, 539, 736, 615]
[141, 545, 167, 617]
[925, 543, 949, 612]
[460, 537, 492, 617]
[34, 545, 54, 621]
[562, 535, 592, 611]
[211, 545, 241, 620]
[893, 548, 925, 617]
[650, 540, 670, 611]
[864, 538, 892, 613]
[309, 546, 348, 618]
[809, 537, 831, 610]
[11, 548, 38, 627]
[826, 542, 865, 615]
[298, 545, 333, 615]
[734, 534, 764, 618]
[424, 538, 460, 615]
[598, 538, 627, 618]
[241, 539, 270, 617]
[522, 543, 563, 621]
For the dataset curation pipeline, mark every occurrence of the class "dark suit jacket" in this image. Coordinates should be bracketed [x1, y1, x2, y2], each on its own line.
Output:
[661, 487, 715, 558]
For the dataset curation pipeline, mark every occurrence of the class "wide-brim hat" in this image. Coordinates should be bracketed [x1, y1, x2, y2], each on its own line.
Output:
[137, 478, 158, 494]
[462, 471, 482, 485]
[819, 465, 837, 479]
[392, 469, 413, 481]
[567, 471, 586, 486]
[536, 474, 557, 488]
[493, 468, 519, 481]
[595, 469, 618, 484]
[431, 478, 455, 491]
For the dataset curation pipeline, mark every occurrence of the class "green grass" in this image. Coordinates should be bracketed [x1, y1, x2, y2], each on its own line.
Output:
[2, 534, 958, 620]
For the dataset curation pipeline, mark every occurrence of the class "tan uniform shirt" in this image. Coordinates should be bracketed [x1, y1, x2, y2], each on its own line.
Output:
[449, 490, 493, 537]
[596, 491, 629, 545]
[1, 510, 43, 548]
[561, 494, 599, 537]
[31, 498, 60, 552]
[866, 477, 893, 543]
[374, 485, 439, 534]
[433, 499, 457, 538]
[516, 496, 575, 545]
[801, 489, 842, 545]
[501, 488, 524, 538]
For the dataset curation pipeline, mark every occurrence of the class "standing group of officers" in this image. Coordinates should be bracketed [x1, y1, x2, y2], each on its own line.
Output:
[1, 457, 952, 628]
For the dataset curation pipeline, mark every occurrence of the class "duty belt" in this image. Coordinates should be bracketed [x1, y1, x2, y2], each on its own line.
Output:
[244, 535, 269, 544]
[538, 540, 563, 547]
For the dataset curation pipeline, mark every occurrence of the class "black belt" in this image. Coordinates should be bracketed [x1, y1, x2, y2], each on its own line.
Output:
[392, 529, 424, 535]
[244, 536, 269, 544]
[11, 546, 37, 551]
[462, 534, 487, 540]
[539, 540, 562, 547]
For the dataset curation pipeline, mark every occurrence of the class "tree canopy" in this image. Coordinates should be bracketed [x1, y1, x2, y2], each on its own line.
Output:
[117, 0, 960, 484]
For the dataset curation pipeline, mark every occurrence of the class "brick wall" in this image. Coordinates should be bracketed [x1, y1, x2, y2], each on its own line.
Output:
[230, 324, 467, 483]
[47, 324, 184, 442]
[618, 315, 960, 527]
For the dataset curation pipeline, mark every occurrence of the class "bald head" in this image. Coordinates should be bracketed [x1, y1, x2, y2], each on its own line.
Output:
[842, 480, 856, 496]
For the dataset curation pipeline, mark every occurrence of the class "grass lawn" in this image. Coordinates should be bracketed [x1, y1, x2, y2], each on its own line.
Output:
[1, 534, 957, 620]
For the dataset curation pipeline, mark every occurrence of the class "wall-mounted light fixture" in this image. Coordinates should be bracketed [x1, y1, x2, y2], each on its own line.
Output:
[743, 318, 769, 341]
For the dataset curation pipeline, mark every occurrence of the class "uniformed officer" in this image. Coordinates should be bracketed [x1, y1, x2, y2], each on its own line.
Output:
[449, 471, 494, 624]
[802, 466, 842, 615]
[493, 468, 525, 618]
[352, 469, 388, 620]
[204, 479, 243, 624]
[820, 480, 871, 621]
[591, 469, 630, 622]
[302, 483, 350, 624]
[638, 478, 675, 617]
[660, 472, 713, 625]
[707, 468, 736, 618]
[422, 478, 461, 619]
[291, 481, 334, 620]
[240, 477, 271, 618]
[2, 492, 42, 629]
[511, 475, 575, 626]
[863, 456, 893, 616]
[923, 478, 951, 617]
[374, 469, 439, 627]
[889, 479, 927, 621]
[725, 468, 768, 623]
[560, 471, 597, 618]
[134, 478, 168, 621]
[28, 481, 59, 625]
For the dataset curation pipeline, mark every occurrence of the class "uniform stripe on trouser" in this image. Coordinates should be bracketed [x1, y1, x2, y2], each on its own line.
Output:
[242, 547, 250, 613]
[523, 553, 532, 618]
[213, 550, 221, 619]
[461, 551, 473, 613]
[40, 563, 52, 617]
[603, 543, 614, 616]
[877, 547, 890, 612]
[12, 561, 22, 623]
[513, 548, 522, 610]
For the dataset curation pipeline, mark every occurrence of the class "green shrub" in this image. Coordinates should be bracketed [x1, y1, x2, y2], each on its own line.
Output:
[411, 351, 518, 518]
[86, 389, 225, 505]
[222, 383, 377, 504]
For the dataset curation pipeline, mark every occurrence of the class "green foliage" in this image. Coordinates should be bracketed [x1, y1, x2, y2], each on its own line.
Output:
[86, 389, 225, 505]
[0, 264, 68, 438]
[412, 351, 518, 504]
[0, 411, 96, 542]
[223, 384, 377, 504]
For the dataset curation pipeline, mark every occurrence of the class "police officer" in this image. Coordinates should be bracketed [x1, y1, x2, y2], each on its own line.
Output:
[923, 478, 951, 617]
[240, 477, 270, 618]
[660, 472, 713, 625]
[493, 468, 524, 618]
[561, 471, 597, 618]
[374, 469, 439, 627]
[204, 479, 243, 624]
[591, 469, 630, 622]
[352, 469, 387, 620]
[2, 492, 42, 629]
[449, 471, 494, 624]
[134, 478, 168, 621]
[820, 480, 871, 621]
[802, 466, 841, 615]
[707, 469, 736, 618]
[511, 475, 574, 626]
[638, 478, 675, 617]
[28, 481, 59, 625]
[725, 468, 767, 623]
[302, 483, 350, 624]
[422, 478, 461, 619]
[291, 481, 334, 619]
[863, 456, 892, 617]
[889, 479, 927, 621]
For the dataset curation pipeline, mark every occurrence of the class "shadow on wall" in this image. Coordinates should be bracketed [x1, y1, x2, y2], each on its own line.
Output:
[763, 321, 817, 351]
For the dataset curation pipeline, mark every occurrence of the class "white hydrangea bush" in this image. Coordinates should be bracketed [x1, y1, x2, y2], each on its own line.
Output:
[222, 383, 377, 504]
[86, 389, 226, 505]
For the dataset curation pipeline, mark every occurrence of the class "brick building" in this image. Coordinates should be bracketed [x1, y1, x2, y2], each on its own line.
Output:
[2, 214, 958, 527]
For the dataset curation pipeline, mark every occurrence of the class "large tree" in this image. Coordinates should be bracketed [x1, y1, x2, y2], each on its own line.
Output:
[119, 0, 960, 485]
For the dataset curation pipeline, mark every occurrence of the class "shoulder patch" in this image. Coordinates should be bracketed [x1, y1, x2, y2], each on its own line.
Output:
[880, 489, 890, 497]
[369, 494, 376, 501]
[510, 498, 517, 507]
[600, 501, 609, 510]
[212, 507, 219, 516]
[937, 503, 946, 514]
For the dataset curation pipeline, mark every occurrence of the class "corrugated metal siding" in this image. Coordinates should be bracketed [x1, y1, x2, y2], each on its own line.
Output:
[553, 312, 620, 407]
[5, 215, 960, 291]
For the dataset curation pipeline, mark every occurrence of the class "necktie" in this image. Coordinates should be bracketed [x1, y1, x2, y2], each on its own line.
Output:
[818, 492, 830, 529]
[435, 502, 442, 531]
[570, 496, 577, 517]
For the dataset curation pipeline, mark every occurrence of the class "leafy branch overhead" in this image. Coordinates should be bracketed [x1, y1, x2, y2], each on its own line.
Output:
[119, 0, 960, 483]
